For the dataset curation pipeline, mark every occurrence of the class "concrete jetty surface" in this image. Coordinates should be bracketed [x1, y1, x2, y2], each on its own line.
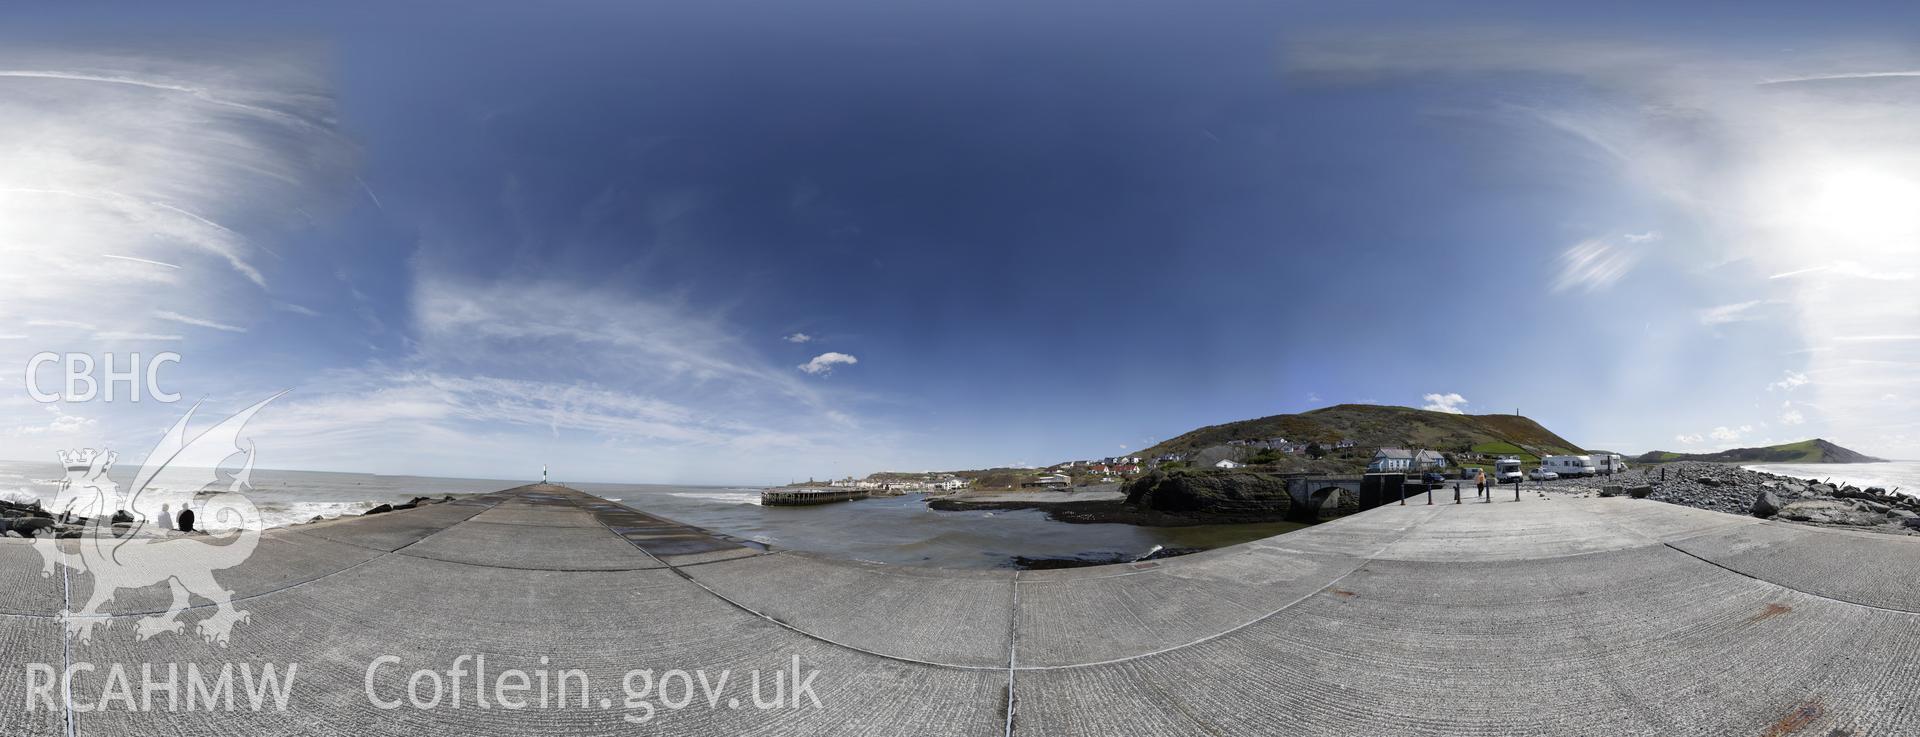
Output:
[4, 484, 1918, 735]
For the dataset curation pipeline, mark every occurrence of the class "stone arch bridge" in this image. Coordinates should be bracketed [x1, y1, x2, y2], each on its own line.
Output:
[1283, 473, 1431, 522]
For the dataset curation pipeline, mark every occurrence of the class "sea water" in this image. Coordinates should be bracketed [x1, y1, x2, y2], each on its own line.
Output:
[1745, 461, 1920, 498]
[0, 459, 517, 530]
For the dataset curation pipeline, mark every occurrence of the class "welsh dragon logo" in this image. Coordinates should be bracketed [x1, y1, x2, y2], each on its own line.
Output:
[36, 393, 284, 646]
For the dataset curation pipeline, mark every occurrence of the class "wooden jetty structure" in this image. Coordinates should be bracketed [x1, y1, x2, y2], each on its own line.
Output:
[760, 487, 868, 506]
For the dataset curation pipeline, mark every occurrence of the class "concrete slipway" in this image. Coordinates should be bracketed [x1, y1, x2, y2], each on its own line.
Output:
[2, 484, 1916, 735]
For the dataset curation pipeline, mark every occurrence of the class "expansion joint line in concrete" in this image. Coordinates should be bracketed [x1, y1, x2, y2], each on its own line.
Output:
[61, 556, 75, 737]
[1005, 570, 1020, 737]
[1660, 542, 1920, 616]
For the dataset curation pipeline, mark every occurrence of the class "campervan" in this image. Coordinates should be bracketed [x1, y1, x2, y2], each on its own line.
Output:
[1540, 455, 1598, 478]
[1493, 458, 1524, 484]
[1590, 453, 1628, 475]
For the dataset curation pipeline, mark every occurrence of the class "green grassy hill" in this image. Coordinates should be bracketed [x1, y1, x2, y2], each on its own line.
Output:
[1634, 438, 1883, 464]
[1141, 404, 1586, 464]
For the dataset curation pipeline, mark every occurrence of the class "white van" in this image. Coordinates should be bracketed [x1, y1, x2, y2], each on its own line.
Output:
[1493, 458, 1524, 484]
[1540, 455, 1597, 478]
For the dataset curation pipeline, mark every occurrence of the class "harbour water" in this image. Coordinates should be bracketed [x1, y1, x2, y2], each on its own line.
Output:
[573, 483, 1306, 568]
[0, 460, 1303, 569]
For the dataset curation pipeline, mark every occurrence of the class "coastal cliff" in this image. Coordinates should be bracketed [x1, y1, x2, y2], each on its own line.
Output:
[1634, 438, 1884, 464]
[1124, 469, 1297, 520]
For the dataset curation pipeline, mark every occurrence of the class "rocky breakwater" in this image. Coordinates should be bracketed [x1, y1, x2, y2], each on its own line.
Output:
[4, 494, 465, 535]
[316, 495, 459, 523]
[0, 498, 132, 538]
[1544, 461, 1918, 536]
[0, 497, 64, 538]
[1748, 478, 1919, 533]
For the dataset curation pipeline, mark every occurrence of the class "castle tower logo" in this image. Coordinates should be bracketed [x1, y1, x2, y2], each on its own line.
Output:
[36, 392, 285, 646]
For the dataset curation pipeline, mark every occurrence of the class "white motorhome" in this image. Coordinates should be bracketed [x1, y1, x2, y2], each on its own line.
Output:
[1493, 458, 1524, 484]
[1540, 455, 1598, 478]
[1590, 453, 1628, 475]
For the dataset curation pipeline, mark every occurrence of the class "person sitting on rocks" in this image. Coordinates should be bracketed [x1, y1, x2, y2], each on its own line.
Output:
[177, 506, 196, 533]
[159, 503, 174, 532]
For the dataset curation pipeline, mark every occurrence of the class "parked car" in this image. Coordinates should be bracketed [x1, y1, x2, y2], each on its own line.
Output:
[1528, 468, 1560, 481]
[1422, 471, 1447, 485]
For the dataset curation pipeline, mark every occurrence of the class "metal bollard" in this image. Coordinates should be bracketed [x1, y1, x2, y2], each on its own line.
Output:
[1454, 483, 1460, 504]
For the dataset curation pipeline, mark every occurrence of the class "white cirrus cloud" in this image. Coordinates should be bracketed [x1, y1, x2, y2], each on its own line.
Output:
[1779, 401, 1805, 425]
[1769, 261, 1916, 282]
[783, 332, 814, 344]
[1421, 392, 1468, 414]
[1698, 300, 1765, 326]
[229, 272, 899, 484]
[799, 352, 859, 376]
[91, 331, 183, 342]
[1674, 433, 1704, 445]
[1833, 335, 1920, 343]
[0, 47, 351, 356]
[154, 310, 246, 333]
[2, 409, 96, 437]
[1551, 238, 1641, 294]
[1767, 370, 1809, 392]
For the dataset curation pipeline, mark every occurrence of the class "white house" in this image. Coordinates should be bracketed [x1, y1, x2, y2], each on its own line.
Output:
[1215, 459, 1244, 469]
[1369, 448, 1414, 472]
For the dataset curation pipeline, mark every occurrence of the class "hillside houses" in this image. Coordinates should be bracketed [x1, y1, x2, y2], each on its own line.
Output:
[827, 473, 971, 492]
[1214, 437, 1358, 455]
[1368, 448, 1448, 472]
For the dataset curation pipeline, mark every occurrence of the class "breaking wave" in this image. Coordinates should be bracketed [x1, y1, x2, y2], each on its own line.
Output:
[667, 491, 762, 506]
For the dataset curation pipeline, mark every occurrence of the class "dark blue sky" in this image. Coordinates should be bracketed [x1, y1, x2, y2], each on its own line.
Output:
[4, 1, 1917, 481]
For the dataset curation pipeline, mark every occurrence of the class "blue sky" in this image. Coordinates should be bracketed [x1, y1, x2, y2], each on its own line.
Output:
[3, 2, 1917, 483]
